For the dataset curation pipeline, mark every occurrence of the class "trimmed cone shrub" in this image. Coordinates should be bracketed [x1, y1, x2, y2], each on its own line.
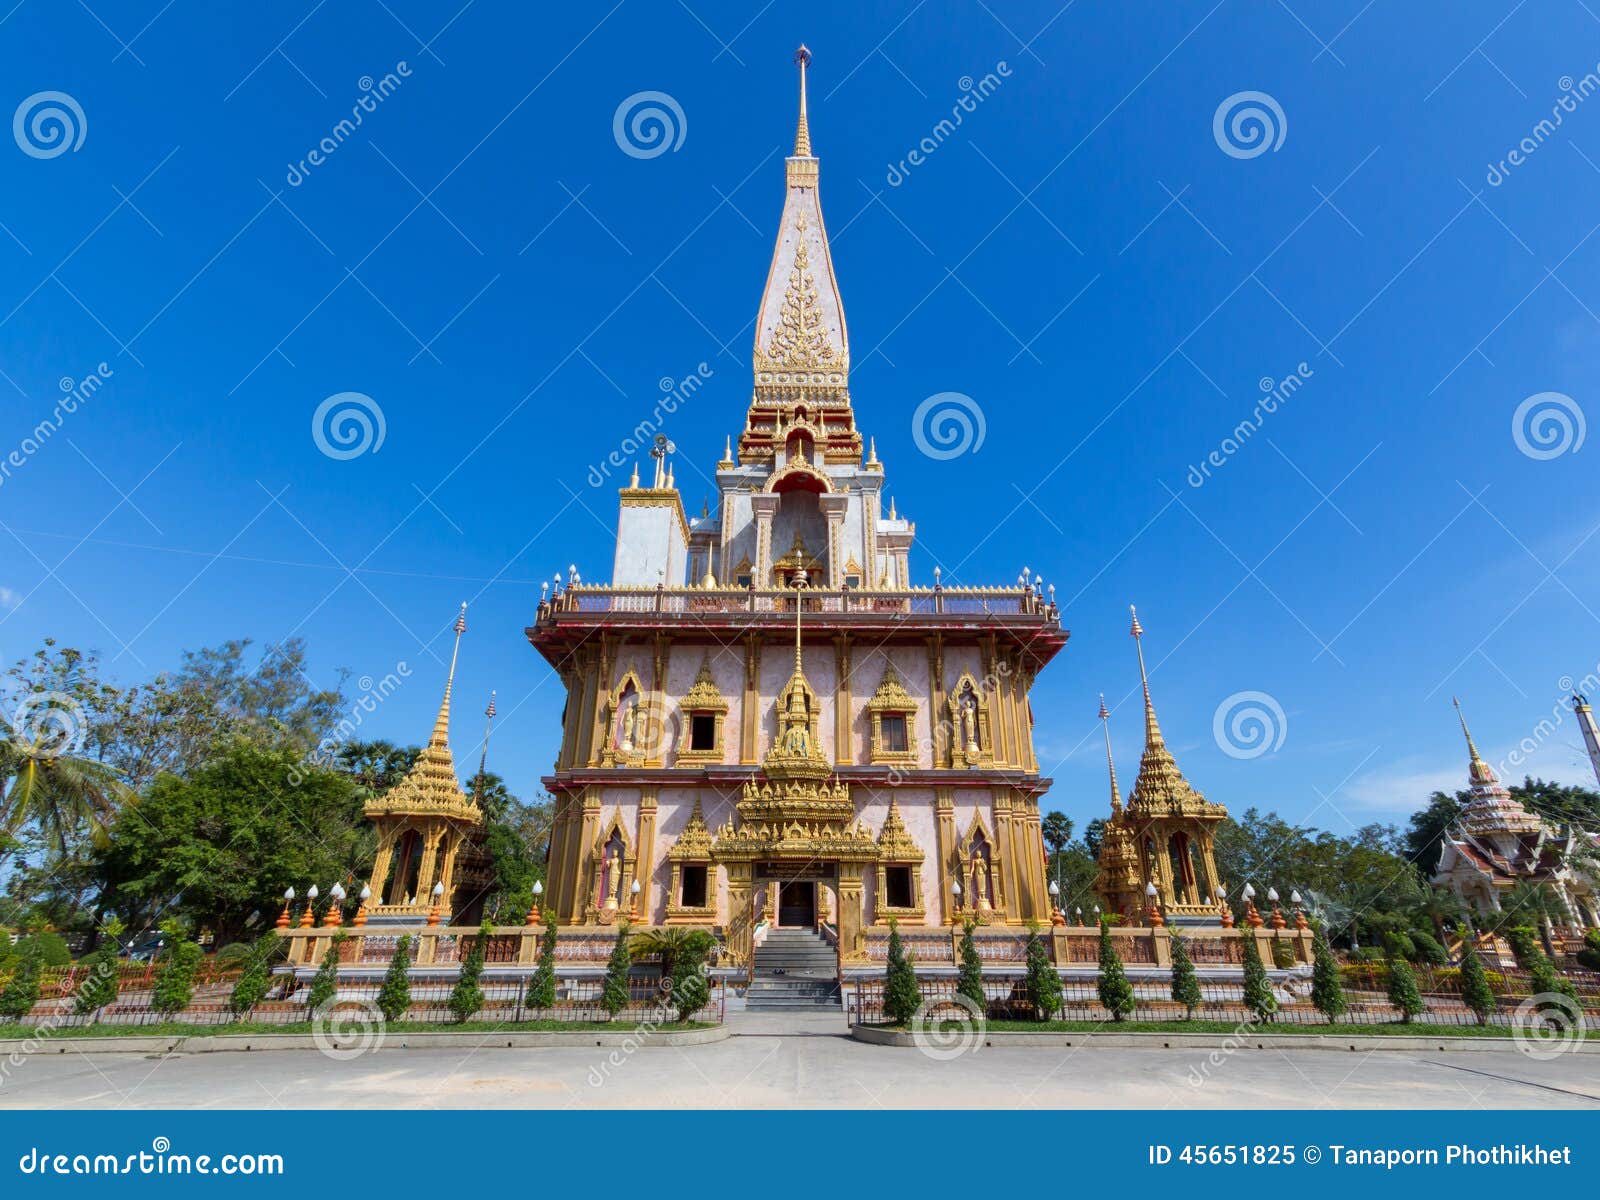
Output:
[1578, 928, 1600, 973]
[668, 930, 715, 1023]
[448, 921, 491, 1023]
[19, 931, 71, 968]
[1386, 955, 1424, 1022]
[74, 945, 122, 1017]
[956, 920, 986, 1015]
[376, 935, 412, 1023]
[600, 924, 633, 1020]
[1170, 932, 1202, 1019]
[1241, 935, 1277, 1023]
[150, 924, 204, 1016]
[883, 919, 922, 1026]
[525, 911, 559, 1011]
[0, 939, 43, 1021]
[306, 932, 345, 1013]
[227, 933, 278, 1018]
[1309, 925, 1346, 1024]
[1096, 919, 1134, 1021]
[1409, 930, 1448, 966]
[1023, 925, 1062, 1021]
[1507, 925, 1581, 1004]
[1455, 926, 1497, 1025]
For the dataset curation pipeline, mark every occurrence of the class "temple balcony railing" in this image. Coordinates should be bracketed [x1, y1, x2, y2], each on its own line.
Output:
[529, 586, 1066, 660]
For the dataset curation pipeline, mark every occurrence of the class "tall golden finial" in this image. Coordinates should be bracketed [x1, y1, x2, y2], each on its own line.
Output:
[1099, 694, 1122, 814]
[1453, 696, 1499, 786]
[793, 45, 813, 156]
[793, 570, 805, 672]
[476, 688, 496, 790]
[431, 602, 468, 747]
[1130, 604, 1164, 749]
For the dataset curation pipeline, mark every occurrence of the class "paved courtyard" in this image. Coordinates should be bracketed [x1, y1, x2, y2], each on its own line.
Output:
[1, 1014, 1597, 1110]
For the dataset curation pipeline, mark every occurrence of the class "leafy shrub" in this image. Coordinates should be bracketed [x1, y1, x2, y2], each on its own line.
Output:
[448, 922, 491, 1023]
[883, 919, 922, 1025]
[73, 946, 121, 1016]
[1241, 935, 1277, 1022]
[1386, 956, 1424, 1022]
[1577, 928, 1600, 972]
[150, 925, 204, 1015]
[600, 924, 633, 1020]
[19, 932, 71, 968]
[1409, 930, 1448, 965]
[1380, 929, 1416, 962]
[227, 934, 278, 1017]
[213, 942, 254, 966]
[1096, 919, 1134, 1020]
[1270, 937, 1296, 969]
[0, 940, 43, 1020]
[376, 936, 412, 1022]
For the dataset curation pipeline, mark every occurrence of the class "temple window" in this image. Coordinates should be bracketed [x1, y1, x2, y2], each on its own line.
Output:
[867, 661, 918, 765]
[844, 573, 861, 589]
[885, 865, 913, 909]
[680, 864, 708, 909]
[690, 713, 717, 751]
[881, 714, 908, 753]
[736, 573, 753, 588]
[676, 658, 730, 765]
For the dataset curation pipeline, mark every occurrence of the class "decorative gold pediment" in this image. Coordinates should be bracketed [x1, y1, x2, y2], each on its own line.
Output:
[867, 662, 916, 714]
[667, 797, 715, 860]
[876, 798, 923, 863]
[758, 214, 843, 372]
[682, 658, 729, 713]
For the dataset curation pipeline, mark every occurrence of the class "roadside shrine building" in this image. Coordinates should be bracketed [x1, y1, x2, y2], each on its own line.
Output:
[527, 50, 1068, 967]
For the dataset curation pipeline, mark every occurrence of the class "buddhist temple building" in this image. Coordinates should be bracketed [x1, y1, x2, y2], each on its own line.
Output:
[527, 49, 1067, 970]
[364, 603, 492, 924]
[1430, 699, 1599, 925]
[1093, 608, 1228, 924]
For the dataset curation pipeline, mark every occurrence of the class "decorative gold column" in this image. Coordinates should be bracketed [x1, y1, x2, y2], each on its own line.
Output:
[935, 789, 955, 922]
[926, 635, 947, 767]
[837, 864, 866, 961]
[414, 827, 444, 897]
[644, 636, 668, 768]
[833, 634, 852, 764]
[368, 831, 396, 902]
[566, 787, 602, 923]
[723, 861, 754, 965]
[585, 639, 615, 767]
[740, 635, 762, 764]
[636, 788, 659, 923]
[993, 791, 1020, 924]
[751, 493, 780, 586]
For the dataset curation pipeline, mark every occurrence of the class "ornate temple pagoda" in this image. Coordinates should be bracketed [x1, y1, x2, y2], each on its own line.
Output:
[1431, 699, 1599, 925]
[1093, 608, 1228, 924]
[365, 603, 492, 924]
[527, 49, 1067, 967]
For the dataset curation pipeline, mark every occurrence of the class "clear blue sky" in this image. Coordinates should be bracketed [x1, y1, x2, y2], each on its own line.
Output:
[2, 1, 1597, 839]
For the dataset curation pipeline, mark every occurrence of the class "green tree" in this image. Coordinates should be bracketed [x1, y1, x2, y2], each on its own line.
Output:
[376, 935, 412, 1023]
[1023, 925, 1062, 1021]
[1082, 818, 1106, 859]
[1169, 932, 1202, 1019]
[150, 922, 204, 1015]
[1041, 811, 1073, 889]
[1240, 934, 1277, 1023]
[664, 930, 714, 1023]
[600, 923, 633, 1020]
[1096, 918, 1134, 1021]
[96, 740, 373, 945]
[0, 937, 43, 1020]
[1386, 955, 1424, 1022]
[1404, 791, 1464, 878]
[525, 911, 558, 1012]
[1408, 929, 1448, 966]
[1309, 924, 1347, 1024]
[73, 944, 121, 1017]
[227, 933, 279, 1018]
[448, 921, 491, 1023]
[1455, 926, 1497, 1025]
[955, 920, 986, 1015]
[306, 933, 345, 1013]
[883, 919, 922, 1026]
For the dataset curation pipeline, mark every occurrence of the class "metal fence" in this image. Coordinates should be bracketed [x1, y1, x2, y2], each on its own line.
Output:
[845, 968, 1600, 1029]
[7, 972, 724, 1030]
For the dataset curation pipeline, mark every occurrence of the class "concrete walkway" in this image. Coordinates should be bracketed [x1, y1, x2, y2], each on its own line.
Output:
[1, 1027, 1596, 1109]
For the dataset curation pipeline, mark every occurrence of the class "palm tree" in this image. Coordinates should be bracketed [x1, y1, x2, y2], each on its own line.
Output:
[630, 927, 715, 985]
[0, 712, 130, 855]
[334, 740, 415, 794]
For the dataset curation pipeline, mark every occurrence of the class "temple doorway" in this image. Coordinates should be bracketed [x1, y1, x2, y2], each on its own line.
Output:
[777, 881, 817, 927]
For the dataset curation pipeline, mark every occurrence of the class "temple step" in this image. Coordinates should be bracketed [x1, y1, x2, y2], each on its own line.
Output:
[748, 929, 840, 1010]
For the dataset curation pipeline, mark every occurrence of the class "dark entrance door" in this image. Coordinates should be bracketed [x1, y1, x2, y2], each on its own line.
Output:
[777, 881, 816, 927]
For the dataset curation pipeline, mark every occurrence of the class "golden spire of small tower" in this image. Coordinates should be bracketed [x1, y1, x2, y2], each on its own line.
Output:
[793, 44, 813, 156]
[476, 688, 496, 788]
[432, 601, 467, 747]
[1099, 694, 1122, 814]
[1129, 604, 1163, 750]
[1452, 696, 1497, 787]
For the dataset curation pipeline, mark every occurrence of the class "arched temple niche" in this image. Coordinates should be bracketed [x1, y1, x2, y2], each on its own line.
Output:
[952, 812, 1004, 921]
[602, 670, 647, 766]
[946, 671, 993, 767]
[587, 811, 638, 924]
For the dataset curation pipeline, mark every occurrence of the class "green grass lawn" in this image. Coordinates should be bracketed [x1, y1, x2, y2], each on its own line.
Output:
[880, 1018, 1581, 1039]
[1, 1018, 716, 1040]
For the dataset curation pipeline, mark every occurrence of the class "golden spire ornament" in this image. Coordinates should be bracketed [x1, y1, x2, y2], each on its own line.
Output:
[793, 44, 813, 156]
[1099, 693, 1122, 814]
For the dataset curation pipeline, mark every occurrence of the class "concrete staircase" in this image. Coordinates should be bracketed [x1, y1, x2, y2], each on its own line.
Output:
[747, 928, 841, 1011]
